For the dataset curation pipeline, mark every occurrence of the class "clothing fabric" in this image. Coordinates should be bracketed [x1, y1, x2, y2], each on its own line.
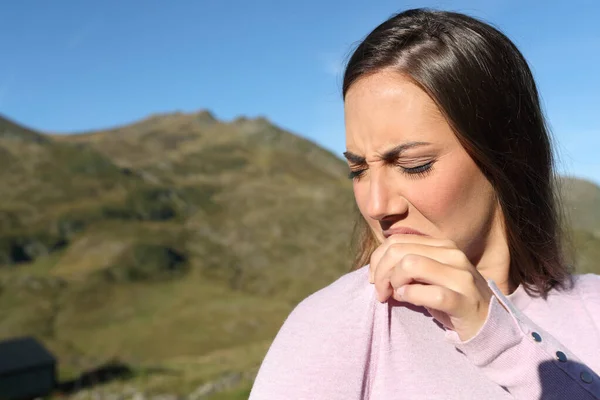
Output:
[250, 265, 600, 399]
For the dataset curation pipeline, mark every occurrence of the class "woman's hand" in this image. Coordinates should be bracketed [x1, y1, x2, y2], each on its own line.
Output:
[369, 234, 494, 341]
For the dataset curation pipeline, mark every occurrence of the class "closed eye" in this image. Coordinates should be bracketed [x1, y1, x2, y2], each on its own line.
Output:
[401, 161, 433, 176]
[348, 161, 435, 181]
[348, 169, 367, 180]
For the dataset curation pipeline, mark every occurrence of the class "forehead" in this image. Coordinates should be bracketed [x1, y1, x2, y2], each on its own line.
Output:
[344, 71, 452, 150]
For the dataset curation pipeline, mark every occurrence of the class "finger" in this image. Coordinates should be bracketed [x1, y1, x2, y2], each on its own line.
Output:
[384, 234, 456, 248]
[369, 235, 456, 283]
[373, 243, 468, 289]
[392, 283, 465, 317]
[374, 272, 394, 303]
[372, 244, 441, 300]
[388, 254, 469, 293]
[385, 243, 471, 275]
[370, 245, 387, 284]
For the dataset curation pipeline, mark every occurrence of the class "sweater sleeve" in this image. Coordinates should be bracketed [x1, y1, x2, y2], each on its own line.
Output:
[444, 279, 600, 399]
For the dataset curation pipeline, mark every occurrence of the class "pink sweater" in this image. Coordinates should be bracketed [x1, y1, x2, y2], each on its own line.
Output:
[250, 265, 600, 399]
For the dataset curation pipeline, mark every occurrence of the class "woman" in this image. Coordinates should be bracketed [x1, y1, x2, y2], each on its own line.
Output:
[250, 8, 600, 399]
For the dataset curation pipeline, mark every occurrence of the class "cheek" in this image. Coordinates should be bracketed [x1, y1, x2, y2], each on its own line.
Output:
[408, 156, 492, 226]
[406, 175, 458, 221]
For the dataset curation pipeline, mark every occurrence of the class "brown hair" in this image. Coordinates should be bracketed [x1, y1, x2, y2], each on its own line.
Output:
[343, 8, 573, 298]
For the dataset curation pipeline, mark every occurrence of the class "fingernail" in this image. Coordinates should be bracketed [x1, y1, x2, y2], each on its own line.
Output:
[396, 286, 405, 298]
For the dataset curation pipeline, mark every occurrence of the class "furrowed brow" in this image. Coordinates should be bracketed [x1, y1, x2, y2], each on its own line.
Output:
[344, 142, 431, 165]
[380, 141, 431, 163]
[343, 151, 366, 165]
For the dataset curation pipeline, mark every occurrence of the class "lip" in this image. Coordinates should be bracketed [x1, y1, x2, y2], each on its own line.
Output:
[382, 227, 427, 238]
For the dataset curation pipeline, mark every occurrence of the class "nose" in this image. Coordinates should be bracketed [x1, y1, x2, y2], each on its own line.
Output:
[365, 167, 408, 221]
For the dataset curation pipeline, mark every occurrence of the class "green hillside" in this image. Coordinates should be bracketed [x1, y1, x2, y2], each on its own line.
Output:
[0, 111, 598, 398]
[0, 112, 356, 398]
[560, 176, 600, 233]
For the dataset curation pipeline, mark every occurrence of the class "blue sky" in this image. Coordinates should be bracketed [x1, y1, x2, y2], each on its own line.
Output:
[1, 0, 599, 184]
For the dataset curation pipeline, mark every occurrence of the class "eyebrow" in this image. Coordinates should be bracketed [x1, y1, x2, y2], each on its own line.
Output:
[343, 141, 432, 164]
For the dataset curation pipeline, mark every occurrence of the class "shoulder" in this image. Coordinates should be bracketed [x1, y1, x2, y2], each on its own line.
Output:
[542, 273, 600, 304]
[542, 273, 600, 311]
[572, 273, 600, 300]
[300, 264, 372, 307]
[251, 266, 376, 396]
[282, 264, 373, 329]
[265, 264, 376, 349]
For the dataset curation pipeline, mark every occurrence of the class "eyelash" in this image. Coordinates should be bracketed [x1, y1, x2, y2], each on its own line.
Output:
[348, 161, 434, 181]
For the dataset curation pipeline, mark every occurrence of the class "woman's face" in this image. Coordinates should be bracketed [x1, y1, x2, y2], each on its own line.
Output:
[344, 71, 502, 265]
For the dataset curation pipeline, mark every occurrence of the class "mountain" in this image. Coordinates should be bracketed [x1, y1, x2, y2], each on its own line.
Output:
[0, 115, 135, 266]
[558, 176, 600, 274]
[0, 111, 357, 398]
[0, 111, 598, 398]
[560, 176, 600, 233]
[47, 110, 355, 297]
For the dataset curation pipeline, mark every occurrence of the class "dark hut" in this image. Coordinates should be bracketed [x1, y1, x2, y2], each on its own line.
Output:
[0, 337, 56, 400]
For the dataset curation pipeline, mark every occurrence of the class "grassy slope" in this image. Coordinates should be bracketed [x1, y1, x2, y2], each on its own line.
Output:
[0, 112, 356, 397]
[560, 176, 600, 233]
